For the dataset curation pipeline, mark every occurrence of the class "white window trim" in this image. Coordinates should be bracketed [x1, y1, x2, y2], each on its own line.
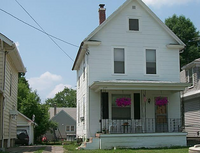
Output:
[127, 16, 141, 33]
[187, 68, 194, 88]
[66, 125, 75, 132]
[144, 48, 159, 76]
[112, 46, 127, 75]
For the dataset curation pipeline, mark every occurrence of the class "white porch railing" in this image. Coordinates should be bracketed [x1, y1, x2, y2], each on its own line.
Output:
[101, 118, 181, 134]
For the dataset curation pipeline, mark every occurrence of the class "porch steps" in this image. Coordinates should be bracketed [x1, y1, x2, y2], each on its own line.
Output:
[78, 137, 100, 150]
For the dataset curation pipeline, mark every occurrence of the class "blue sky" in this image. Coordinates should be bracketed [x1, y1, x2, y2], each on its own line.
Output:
[1, 0, 200, 102]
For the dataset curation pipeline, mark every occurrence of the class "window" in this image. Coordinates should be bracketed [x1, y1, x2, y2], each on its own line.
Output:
[10, 73, 12, 96]
[66, 126, 70, 132]
[83, 96, 85, 118]
[71, 126, 75, 132]
[78, 76, 80, 88]
[187, 68, 194, 87]
[83, 67, 85, 80]
[146, 49, 156, 74]
[114, 48, 125, 74]
[66, 125, 75, 132]
[112, 94, 131, 119]
[78, 100, 80, 123]
[129, 19, 139, 31]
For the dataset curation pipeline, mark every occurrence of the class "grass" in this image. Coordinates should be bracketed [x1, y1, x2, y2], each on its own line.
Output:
[63, 142, 189, 153]
[33, 147, 46, 153]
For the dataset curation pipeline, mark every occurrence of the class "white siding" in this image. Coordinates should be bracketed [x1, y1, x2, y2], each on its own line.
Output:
[0, 52, 4, 89]
[3, 55, 18, 139]
[184, 99, 200, 137]
[88, 1, 180, 86]
[76, 56, 88, 138]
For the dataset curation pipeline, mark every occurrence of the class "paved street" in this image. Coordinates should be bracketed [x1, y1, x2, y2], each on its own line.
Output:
[6, 145, 64, 153]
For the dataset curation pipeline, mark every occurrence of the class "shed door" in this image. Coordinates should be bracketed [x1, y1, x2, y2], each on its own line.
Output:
[155, 105, 168, 132]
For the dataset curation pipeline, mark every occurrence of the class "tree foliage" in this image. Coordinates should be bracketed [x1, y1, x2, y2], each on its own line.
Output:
[165, 14, 200, 67]
[45, 87, 76, 107]
[18, 73, 57, 141]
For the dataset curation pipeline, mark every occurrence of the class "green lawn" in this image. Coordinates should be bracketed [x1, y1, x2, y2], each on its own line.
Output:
[63, 142, 189, 153]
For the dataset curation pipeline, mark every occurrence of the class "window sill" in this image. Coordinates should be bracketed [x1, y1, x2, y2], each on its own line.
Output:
[144, 74, 159, 77]
[126, 30, 141, 33]
[112, 73, 127, 76]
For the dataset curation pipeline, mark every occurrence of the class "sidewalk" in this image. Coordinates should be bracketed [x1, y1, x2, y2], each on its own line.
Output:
[6, 145, 64, 153]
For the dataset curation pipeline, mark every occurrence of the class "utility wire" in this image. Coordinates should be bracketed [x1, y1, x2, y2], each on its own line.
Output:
[0, 7, 79, 49]
[15, 0, 74, 61]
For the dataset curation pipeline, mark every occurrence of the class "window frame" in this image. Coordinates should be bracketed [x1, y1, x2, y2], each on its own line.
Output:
[145, 49, 157, 75]
[112, 47, 126, 75]
[66, 125, 75, 132]
[127, 17, 141, 33]
[186, 68, 194, 87]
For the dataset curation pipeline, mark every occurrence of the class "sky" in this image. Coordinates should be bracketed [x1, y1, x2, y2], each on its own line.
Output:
[1, 0, 200, 103]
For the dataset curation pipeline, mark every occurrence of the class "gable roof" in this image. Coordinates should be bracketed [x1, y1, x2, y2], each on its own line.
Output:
[0, 33, 26, 73]
[72, 0, 185, 70]
[49, 107, 76, 120]
[17, 111, 36, 125]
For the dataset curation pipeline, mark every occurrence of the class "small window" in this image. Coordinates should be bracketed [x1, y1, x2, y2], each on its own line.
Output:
[71, 126, 75, 132]
[66, 126, 70, 132]
[114, 48, 125, 74]
[83, 67, 85, 80]
[187, 68, 194, 87]
[129, 19, 139, 31]
[10, 73, 12, 96]
[146, 49, 156, 74]
[78, 76, 80, 88]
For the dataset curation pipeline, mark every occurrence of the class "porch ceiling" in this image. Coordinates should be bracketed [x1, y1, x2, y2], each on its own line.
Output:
[90, 80, 190, 92]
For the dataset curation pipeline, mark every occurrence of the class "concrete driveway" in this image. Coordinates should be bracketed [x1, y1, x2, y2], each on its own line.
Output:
[6, 145, 64, 153]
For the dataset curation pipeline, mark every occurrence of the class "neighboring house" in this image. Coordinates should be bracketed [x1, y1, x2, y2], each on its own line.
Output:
[72, 0, 189, 149]
[46, 107, 76, 141]
[0, 33, 26, 149]
[17, 111, 36, 145]
[181, 58, 200, 138]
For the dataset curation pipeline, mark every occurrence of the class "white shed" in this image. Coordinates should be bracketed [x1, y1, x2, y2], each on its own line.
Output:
[17, 111, 36, 145]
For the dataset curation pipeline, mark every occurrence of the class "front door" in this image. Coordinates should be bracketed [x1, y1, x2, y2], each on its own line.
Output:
[155, 105, 168, 132]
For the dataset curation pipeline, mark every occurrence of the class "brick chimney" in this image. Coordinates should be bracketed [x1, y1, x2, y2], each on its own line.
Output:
[99, 4, 106, 25]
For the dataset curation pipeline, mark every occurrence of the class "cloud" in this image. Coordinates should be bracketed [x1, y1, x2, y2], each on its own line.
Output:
[46, 84, 72, 99]
[28, 71, 62, 91]
[15, 42, 20, 51]
[143, 0, 197, 7]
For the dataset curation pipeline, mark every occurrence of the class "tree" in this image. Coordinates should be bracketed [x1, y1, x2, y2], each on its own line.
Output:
[18, 74, 57, 141]
[165, 14, 200, 67]
[45, 87, 76, 107]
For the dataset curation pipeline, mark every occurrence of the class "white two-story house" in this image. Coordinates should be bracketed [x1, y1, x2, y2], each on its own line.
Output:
[72, 0, 189, 149]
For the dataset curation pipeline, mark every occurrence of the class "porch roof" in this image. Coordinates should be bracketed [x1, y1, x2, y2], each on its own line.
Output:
[90, 80, 190, 92]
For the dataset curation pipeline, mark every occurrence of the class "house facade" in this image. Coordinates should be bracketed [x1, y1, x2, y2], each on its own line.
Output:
[46, 107, 76, 141]
[181, 58, 200, 138]
[73, 0, 189, 149]
[0, 33, 26, 149]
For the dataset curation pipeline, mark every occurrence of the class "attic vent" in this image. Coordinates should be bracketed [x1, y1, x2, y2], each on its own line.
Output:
[132, 6, 136, 9]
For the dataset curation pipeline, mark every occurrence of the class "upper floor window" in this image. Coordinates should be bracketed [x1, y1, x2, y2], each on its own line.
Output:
[114, 48, 125, 74]
[10, 73, 12, 96]
[78, 76, 80, 88]
[146, 49, 156, 74]
[129, 19, 139, 31]
[66, 125, 75, 132]
[186, 68, 194, 87]
[83, 67, 85, 80]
